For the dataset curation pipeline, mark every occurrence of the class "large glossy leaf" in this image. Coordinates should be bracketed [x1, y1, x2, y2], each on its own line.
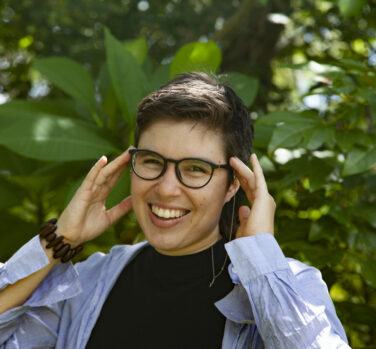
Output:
[124, 37, 148, 66]
[170, 41, 222, 78]
[33, 57, 97, 115]
[253, 124, 274, 149]
[0, 146, 43, 176]
[0, 114, 118, 161]
[105, 28, 148, 125]
[227, 72, 259, 107]
[149, 64, 170, 93]
[343, 147, 376, 176]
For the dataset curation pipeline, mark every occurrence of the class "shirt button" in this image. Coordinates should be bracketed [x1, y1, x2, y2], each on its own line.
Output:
[232, 267, 237, 274]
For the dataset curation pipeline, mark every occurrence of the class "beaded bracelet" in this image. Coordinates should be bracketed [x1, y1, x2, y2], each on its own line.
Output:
[39, 218, 84, 263]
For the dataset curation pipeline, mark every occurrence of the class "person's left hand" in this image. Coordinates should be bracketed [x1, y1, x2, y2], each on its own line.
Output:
[229, 154, 276, 238]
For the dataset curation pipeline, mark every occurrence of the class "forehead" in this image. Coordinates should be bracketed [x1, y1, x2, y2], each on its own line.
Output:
[138, 119, 227, 162]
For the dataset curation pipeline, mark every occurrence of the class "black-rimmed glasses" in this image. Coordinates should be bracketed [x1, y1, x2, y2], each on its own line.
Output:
[129, 148, 231, 189]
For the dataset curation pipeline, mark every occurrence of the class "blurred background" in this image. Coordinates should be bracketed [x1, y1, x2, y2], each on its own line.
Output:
[0, 0, 375, 347]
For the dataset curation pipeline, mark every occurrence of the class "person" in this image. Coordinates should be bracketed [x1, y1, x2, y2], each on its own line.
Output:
[0, 72, 350, 348]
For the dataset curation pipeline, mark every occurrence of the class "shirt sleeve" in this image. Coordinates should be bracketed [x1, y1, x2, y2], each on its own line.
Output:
[225, 233, 351, 349]
[0, 235, 82, 348]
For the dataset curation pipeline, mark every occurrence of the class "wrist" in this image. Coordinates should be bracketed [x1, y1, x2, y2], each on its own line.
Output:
[39, 219, 84, 263]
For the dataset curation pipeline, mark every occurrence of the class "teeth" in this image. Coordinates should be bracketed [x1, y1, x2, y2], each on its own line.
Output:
[151, 205, 186, 219]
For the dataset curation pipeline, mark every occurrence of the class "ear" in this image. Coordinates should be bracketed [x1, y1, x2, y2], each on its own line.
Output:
[224, 177, 240, 203]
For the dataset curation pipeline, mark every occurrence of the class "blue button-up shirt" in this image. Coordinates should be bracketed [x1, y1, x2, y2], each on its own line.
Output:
[0, 233, 350, 348]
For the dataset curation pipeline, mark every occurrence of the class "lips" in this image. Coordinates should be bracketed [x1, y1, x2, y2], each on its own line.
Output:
[150, 204, 189, 219]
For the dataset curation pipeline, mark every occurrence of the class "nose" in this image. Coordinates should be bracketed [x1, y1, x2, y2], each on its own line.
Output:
[155, 163, 182, 197]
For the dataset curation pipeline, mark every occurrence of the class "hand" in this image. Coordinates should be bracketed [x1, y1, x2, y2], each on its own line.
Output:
[229, 154, 276, 238]
[55, 148, 133, 246]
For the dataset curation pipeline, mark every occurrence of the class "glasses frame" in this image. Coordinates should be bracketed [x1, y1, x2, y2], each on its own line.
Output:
[129, 148, 232, 189]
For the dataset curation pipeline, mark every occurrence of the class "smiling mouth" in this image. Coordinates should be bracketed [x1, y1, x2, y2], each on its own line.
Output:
[150, 204, 189, 220]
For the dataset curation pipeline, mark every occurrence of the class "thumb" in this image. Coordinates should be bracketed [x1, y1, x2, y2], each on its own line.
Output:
[236, 205, 251, 238]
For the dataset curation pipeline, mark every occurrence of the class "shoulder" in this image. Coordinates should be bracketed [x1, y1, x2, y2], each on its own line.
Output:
[74, 241, 149, 283]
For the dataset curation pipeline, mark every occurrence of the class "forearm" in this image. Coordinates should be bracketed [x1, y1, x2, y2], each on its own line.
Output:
[225, 234, 350, 348]
[0, 238, 59, 315]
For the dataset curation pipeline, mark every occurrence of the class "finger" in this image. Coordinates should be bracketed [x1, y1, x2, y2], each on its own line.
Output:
[236, 205, 251, 238]
[229, 157, 256, 193]
[250, 154, 268, 193]
[107, 196, 132, 224]
[239, 205, 251, 223]
[95, 147, 132, 186]
[81, 156, 108, 191]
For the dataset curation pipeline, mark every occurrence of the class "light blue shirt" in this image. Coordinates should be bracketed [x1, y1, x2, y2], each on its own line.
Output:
[0, 233, 350, 348]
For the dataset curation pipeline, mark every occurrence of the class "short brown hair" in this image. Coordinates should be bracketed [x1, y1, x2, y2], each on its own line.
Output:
[135, 72, 254, 239]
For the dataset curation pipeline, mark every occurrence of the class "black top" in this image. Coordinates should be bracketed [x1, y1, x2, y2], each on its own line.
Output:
[86, 238, 234, 349]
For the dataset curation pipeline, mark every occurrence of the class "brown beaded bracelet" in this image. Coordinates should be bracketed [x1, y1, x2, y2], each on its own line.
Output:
[39, 218, 84, 263]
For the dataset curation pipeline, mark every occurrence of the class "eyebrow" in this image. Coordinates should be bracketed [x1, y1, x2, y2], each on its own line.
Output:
[136, 148, 229, 165]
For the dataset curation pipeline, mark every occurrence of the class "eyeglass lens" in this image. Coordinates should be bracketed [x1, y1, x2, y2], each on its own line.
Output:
[132, 150, 213, 188]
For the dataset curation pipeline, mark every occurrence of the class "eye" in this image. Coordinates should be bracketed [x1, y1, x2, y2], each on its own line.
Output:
[143, 157, 163, 165]
[180, 160, 211, 176]
[187, 165, 207, 173]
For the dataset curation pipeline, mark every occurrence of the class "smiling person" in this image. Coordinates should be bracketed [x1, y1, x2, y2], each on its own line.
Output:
[0, 73, 350, 349]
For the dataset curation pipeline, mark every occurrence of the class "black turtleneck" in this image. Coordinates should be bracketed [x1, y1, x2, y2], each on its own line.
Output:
[86, 238, 234, 349]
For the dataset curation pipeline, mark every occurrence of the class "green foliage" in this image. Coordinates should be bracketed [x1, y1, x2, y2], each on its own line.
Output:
[33, 57, 97, 119]
[1, 0, 376, 346]
[170, 41, 222, 78]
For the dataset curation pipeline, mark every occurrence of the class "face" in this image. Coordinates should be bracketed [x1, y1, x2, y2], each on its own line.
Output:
[131, 119, 238, 256]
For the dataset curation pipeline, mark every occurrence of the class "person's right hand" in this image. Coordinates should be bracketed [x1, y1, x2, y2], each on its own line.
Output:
[55, 148, 133, 246]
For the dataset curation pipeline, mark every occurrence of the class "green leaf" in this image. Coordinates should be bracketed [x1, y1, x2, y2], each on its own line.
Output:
[304, 125, 335, 150]
[149, 64, 170, 93]
[227, 72, 259, 107]
[106, 170, 131, 209]
[33, 57, 97, 115]
[268, 122, 317, 152]
[124, 37, 148, 66]
[170, 41, 222, 78]
[337, 0, 366, 19]
[0, 146, 43, 176]
[335, 129, 373, 151]
[343, 147, 376, 176]
[348, 252, 376, 288]
[258, 111, 318, 125]
[253, 124, 274, 149]
[369, 93, 376, 124]
[0, 177, 24, 209]
[335, 302, 376, 326]
[105, 28, 148, 125]
[0, 114, 118, 161]
[354, 202, 376, 228]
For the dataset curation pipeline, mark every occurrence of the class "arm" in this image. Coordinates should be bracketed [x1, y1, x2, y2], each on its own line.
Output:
[228, 154, 350, 348]
[0, 149, 133, 345]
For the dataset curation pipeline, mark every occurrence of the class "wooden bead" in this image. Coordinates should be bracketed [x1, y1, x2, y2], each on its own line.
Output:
[61, 249, 74, 263]
[53, 241, 64, 252]
[45, 232, 57, 242]
[40, 223, 57, 238]
[46, 235, 64, 248]
[53, 243, 71, 259]
[74, 245, 84, 254]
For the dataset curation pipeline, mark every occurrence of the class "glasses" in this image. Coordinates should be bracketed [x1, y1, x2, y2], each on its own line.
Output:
[129, 148, 231, 189]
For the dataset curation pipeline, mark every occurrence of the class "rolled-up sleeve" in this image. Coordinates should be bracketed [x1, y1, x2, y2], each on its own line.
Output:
[0, 236, 81, 348]
[225, 233, 350, 349]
